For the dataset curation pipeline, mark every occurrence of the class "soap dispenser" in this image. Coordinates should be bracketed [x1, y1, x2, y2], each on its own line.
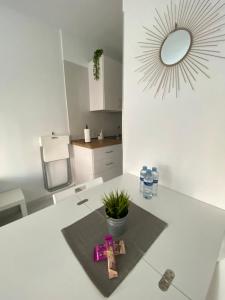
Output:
[98, 129, 104, 140]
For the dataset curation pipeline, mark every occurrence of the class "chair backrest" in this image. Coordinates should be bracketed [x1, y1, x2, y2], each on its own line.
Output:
[52, 177, 103, 204]
[218, 234, 225, 261]
[206, 258, 225, 300]
[206, 234, 225, 300]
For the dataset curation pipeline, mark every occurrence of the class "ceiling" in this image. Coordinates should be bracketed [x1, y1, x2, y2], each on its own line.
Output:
[0, 0, 123, 59]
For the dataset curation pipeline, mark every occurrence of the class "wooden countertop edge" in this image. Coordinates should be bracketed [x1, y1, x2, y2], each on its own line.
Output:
[71, 138, 122, 149]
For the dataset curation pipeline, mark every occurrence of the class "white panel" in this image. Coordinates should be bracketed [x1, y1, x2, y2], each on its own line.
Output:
[77, 173, 225, 300]
[88, 56, 104, 111]
[88, 55, 122, 112]
[0, 192, 188, 299]
[95, 166, 122, 182]
[46, 160, 68, 188]
[40, 135, 69, 162]
[207, 259, 225, 300]
[0, 6, 68, 201]
[94, 158, 122, 175]
[93, 144, 122, 162]
[104, 56, 122, 111]
[73, 144, 123, 184]
[123, 0, 225, 210]
[73, 146, 94, 184]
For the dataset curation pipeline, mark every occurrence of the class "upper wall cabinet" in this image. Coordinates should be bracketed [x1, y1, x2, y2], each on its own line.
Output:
[88, 55, 122, 112]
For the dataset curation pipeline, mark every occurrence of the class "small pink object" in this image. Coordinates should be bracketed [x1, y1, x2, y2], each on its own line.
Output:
[93, 236, 113, 262]
[105, 235, 114, 247]
[105, 235, 118, 279]
[93, 243, 106, 262]
[93, 235, 126, 262]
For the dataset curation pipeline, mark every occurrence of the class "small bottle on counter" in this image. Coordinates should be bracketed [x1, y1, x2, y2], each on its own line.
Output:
[140, 166, 148, 193]
[98, 129, 104, 140]
[84, 124, 91, 143]
[152, 167, 159, 196]
[143, 169, 153, 199]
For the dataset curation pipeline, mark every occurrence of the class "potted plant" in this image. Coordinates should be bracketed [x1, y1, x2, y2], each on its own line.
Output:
[103, 190, 130, 236]
[93, 49, 103, 80]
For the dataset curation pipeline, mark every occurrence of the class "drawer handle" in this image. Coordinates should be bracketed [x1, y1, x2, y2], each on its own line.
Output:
[75, 185, 86, 193]
[105, 150, 114, 154]
[77, 199, 88, 205]
[106, 162, 113, 166]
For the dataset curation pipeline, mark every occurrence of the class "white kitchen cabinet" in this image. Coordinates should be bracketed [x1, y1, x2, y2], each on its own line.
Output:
[88, 55, 122, 112]
[73, 144, 122, 184]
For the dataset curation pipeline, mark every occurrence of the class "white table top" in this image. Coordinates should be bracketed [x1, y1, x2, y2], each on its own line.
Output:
[0, 174, 224, 300]
[76, 174, 225, 300]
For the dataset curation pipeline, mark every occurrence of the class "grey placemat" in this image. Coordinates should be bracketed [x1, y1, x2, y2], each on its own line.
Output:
[62, 202, 167, 297]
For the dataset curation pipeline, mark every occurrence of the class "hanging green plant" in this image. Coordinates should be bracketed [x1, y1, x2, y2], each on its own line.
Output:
[93, 49, 103, 80]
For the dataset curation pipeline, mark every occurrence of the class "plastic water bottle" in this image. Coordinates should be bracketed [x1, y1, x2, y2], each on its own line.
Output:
[143, 169, 153, 199]
[152, 167, 159, 196]
[140, 166, 147, 193]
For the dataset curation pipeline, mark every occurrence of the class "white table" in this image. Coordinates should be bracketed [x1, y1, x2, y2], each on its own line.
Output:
[75, 174, 225, 300]
[0, 188, 27, 217]
[0, 174, 224, 300]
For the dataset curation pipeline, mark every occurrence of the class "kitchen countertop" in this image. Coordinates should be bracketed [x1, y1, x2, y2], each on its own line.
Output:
[71, 136, 122, 149]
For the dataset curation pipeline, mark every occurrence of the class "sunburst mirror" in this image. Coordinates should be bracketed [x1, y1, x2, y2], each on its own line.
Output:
[136, 0, 225, 98]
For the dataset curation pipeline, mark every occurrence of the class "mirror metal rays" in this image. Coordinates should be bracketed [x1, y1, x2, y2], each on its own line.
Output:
[136, 0, 225, 98]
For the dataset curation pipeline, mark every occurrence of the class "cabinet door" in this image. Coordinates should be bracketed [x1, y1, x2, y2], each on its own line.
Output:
[73, 146, 94, 184]
[104, 56, 122, 111]
[88, 57, 104, 111]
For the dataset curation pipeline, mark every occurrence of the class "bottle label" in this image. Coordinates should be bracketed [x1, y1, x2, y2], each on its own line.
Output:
[144, 182, 153, 186]
[153, 180, 158, 184]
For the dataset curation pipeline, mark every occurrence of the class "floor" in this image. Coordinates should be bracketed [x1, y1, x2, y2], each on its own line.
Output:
[0, 196, 53, 227]
[0, 183, 76, 227]
[27, 195, 53, 214]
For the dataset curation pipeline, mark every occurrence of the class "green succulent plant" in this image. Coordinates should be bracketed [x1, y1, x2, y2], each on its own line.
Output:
[93, 49, 103, 80]
[103, 190, 130, 219]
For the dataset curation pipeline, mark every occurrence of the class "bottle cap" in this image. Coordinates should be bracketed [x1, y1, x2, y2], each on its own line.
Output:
[142, 166, 148, 170]
[152, 167, 157, 172]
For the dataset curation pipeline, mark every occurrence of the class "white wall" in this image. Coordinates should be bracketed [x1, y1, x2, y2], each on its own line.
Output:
[123, 0, 225, 210]
[0, 6, 69, 201]
[64, 60, 122, 139]
[61, 30, 122, 67]
[61, 31, 95, 67]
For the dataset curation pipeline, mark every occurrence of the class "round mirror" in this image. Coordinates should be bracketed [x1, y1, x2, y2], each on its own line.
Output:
[160, 29, 192, 66]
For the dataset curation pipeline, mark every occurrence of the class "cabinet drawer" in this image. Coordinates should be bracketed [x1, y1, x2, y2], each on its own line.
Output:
[94, 156, 122, 174]
[93, 144, 122, 163]
[95, 166, 122, 182]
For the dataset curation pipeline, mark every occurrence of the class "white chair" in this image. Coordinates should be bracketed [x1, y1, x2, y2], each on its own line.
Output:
[206, 259, 225, 300]
[0, 188, 28, 217]
[52, 177, 103, 204]
[206, 234, 225, 300]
